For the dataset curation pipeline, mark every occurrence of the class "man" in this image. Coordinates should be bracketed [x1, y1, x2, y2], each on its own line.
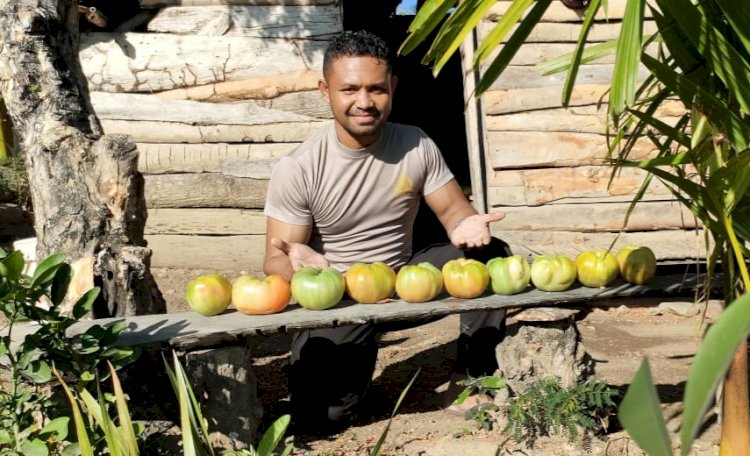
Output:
[263, 30, 508, 431]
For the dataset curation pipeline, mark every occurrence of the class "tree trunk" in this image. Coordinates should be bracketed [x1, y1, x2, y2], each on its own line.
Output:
[0, 0, 165, 317]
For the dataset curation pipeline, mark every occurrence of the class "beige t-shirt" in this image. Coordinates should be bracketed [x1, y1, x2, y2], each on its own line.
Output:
[264, 122, 454, 271]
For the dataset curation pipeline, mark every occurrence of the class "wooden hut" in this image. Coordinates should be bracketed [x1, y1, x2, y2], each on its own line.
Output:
[79, 0, 705, 274]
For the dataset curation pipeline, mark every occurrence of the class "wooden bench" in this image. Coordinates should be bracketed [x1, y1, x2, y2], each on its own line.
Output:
[8, 270, 715, 447]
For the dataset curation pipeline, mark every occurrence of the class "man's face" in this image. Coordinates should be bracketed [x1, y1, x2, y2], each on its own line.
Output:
[319, 56, 397, 149]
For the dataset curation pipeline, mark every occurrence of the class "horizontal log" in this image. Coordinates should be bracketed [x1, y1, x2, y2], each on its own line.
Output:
[148, 5, 341, 38]
[146, 234, 266, 271]
[91, 92, 314, 125]
[495, 41, 661, 67]
[144, 174, 268, 208]
[137, 142, 296, 174]
[490, 201, 699, 232]
[495, 229, 709, 261]
[486, 166, 672, 206]
[487, 131, 658, 169]
[478, 20, 658, 44]
[101, 119, 325, 143]
[482, 85, 609, 114]
[254, 90, 332, 118]
[146, 208, 266, 235]
[79, 33, 326, 92]
[489, 0, 652, 23]
[141, 0, 336, 6]
[485, 64, 651, 91]
[156, 70, 321, 102]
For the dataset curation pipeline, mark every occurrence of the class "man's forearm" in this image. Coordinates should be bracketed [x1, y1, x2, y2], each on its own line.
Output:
[444, 205, 479, 238]
[263, 255, 295, 282]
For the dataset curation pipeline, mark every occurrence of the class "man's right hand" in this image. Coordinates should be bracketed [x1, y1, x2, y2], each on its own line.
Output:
[271, 238, 329, 271]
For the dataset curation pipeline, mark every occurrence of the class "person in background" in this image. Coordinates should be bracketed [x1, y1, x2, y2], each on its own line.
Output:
[263, 29, 510, 432]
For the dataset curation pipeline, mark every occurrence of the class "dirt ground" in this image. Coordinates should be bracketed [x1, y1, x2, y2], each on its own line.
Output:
[152, 267, 724, 456]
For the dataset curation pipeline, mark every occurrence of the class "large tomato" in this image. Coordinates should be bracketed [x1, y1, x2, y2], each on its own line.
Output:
[344, 262, 396, 303]
[530, 255, 577, 292]
[291, 267, 345, 310]
[487, 255, 531, 295]
[441, 258, 489, 299]
[232, 274, 291, 315]
[395, 262, 443, 303]
[616, 245, 657, 284]
[185, 274, 232, 316]
[575, 250, 619, 288]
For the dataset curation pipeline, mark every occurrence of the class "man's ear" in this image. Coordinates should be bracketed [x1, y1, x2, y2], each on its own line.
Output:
[319, 78, 329, 101]
[391, 75, 398, 92]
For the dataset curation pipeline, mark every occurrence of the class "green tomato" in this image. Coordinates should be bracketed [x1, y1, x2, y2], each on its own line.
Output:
[487, 255, 531, 295]
[616, 245, 657, 285]
[530, 254, 577, 292]
[291, 267, 345, 310]
[575, 250, 619, 288]
[395, 262, 443, 303]
[185, 274, 232, 316]
[441, 258, 490, 299]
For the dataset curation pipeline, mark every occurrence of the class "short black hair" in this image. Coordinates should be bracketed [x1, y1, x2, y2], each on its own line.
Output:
[323, 30, 392, 77]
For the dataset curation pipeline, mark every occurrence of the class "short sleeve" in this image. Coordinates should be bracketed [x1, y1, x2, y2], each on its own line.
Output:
[419, 132, 455, 195]
[263, 156, 312, 225]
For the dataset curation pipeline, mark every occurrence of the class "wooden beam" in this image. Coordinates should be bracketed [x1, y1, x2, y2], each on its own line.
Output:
[146, 234, 266, 271]
[477, 20, 658, 44]
[488, 0, 653, 23]
[137, 142, 296, 174]
[145, 208, 266, 235]
[483, 85, 610, 114]
[485, 64, 651, 91]
[144, 174, 268, 208]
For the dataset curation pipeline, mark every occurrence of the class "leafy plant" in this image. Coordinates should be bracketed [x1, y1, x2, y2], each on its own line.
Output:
[369, 368, 420, 456]
[453, 375, 506, 430]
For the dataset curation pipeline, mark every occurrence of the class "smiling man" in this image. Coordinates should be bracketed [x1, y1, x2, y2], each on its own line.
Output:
[263, 30, 509, 432]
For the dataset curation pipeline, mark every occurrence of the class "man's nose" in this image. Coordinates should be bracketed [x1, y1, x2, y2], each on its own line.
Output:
[355, 90, 374, 108]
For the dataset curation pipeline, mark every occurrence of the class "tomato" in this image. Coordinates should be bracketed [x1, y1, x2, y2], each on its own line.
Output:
[395, 262, 443, 303]
[616, 245, 657, 284]
[344, 262, 396, 303]
[441, 258, 490, 299]
[487, 255, 531, 295]
[232, 274, 291, 315]
[575, 250, 619, 288]
[530, 254, 577, 292]
[290, 267, 345, 310]
[185, 274, 232, 316]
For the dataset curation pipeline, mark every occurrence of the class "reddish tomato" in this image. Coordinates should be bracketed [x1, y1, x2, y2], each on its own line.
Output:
[575, 250, 619, 288]
[232, 274, 291, 315]
[395, 262, 443, 303]
[441, 258, 489, 299]
[185, 274, 232, 316]
[344, 262, 396, 303]
[616, 245, 657, 284]
[530, 255, 577, 292]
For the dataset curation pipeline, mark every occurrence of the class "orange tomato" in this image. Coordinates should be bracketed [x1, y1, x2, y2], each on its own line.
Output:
[344, 262, 396, 303]
[232, 274, 291, 315]
[441, 258, 489, 299]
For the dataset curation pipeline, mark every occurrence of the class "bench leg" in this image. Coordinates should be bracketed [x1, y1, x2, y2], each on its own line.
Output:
[183, 345, 263, 450]
[495, 311, 593, 398]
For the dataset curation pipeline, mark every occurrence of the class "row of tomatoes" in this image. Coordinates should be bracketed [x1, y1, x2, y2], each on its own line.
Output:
[185, 245, 656, 317]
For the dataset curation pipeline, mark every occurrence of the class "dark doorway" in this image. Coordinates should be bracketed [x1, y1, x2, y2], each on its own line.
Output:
[342, 1, 471, 251]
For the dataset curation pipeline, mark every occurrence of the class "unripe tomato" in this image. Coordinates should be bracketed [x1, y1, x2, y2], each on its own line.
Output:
[530, 254, 577, 292]
[575, 250, 619, 288]
[232, 274, 291, 315]
[344, 262, 397, 304]
[395, 262, 443, 303]
[185, 274, 232, 316]
[616, 245, 657, 284]
[487, 255, 531, 295]
[291, 267, 345, 310]
[441, 258, 489, 299]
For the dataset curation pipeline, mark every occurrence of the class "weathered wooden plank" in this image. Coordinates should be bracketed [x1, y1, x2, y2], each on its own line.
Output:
[485, 64, 651, 91]
[147, 5, 341, 38]
[487, 131, 658, 169]
[146, 234, 266, 271]
[137, 142, 296, 174]
[495, 41, 660, 67]
[490, 201, 699, 232]
[10, 272, 707, 350]
[489, 0, 652, 23]
[497, 229, 710, 261]
[146, 208, 266, 235]
[144, 174, 268, 208]
[79, 33, 326, 92]
[486, 166, 672, 206]
[91, 92, 314, 125]
[156, 70, 321, 102]
[478, 20, 658, 44]
[141, 0, 336, 6]
[101, 119, 325, 143]
[483, 85, 609, 114]
[254, 91, 332, 118]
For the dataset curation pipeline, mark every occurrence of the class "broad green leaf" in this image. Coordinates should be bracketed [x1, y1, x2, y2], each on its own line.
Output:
[399, 0, 457, 56]
[0, 250, 25, 280]
[40, 416, 70, 441]
[560, 0, 601, 106]
[370, 369, 420, 456]
[30, 253, 66, 290]
[610, 0, 643, 115]
[20, 438, 49, 456]
[474, 0, 534, 65]
[480, 376, 506, 389]
[681, 293, 750, 454]
[50, 263, 72, 307]
[72, 287, 100, 320]
[21, 359, 52, 384]
[53, 367, 94, 456]
[256, 414, 290, 456]
[475, 0, 552, 96]
[108, 361, 139, 455]
[617, 358, 672, 456]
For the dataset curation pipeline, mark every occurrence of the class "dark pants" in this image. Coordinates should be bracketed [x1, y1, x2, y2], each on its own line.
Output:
[288, 238, 511, 427]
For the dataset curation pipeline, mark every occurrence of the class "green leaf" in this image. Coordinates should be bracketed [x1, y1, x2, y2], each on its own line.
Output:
[479, 376, 506, 389]
[714, 0, 750, 51]
[49, 264, 72, 307]
[20, 360, 52, 384]
[39, 416, 70, 441]
[53, 367, 94, 456]
[72, 287, 100, 320]
[617, 358, 672, 456]
[560, 0, 601, 106]
[107, 361, 139, 456]
[399, 0, 458, 56]
[256, 414, 290, 456]
[681, 293, 750, 455]
[610, 0, 644, 115]
[20, 438, 49, 456]
[370, 369, 420, 456]
[1, 250, 26, 280]
[30, 254, 66, 290]
[473, 0, 534, 65]
[536, 40, 619, 76]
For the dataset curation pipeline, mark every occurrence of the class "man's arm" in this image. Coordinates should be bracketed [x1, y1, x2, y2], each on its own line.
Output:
[263, 217, 329, 281]
[424, 179, 505, 249]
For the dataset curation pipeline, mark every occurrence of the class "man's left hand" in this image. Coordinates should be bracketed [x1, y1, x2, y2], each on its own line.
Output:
[449, 212, 506, 249]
